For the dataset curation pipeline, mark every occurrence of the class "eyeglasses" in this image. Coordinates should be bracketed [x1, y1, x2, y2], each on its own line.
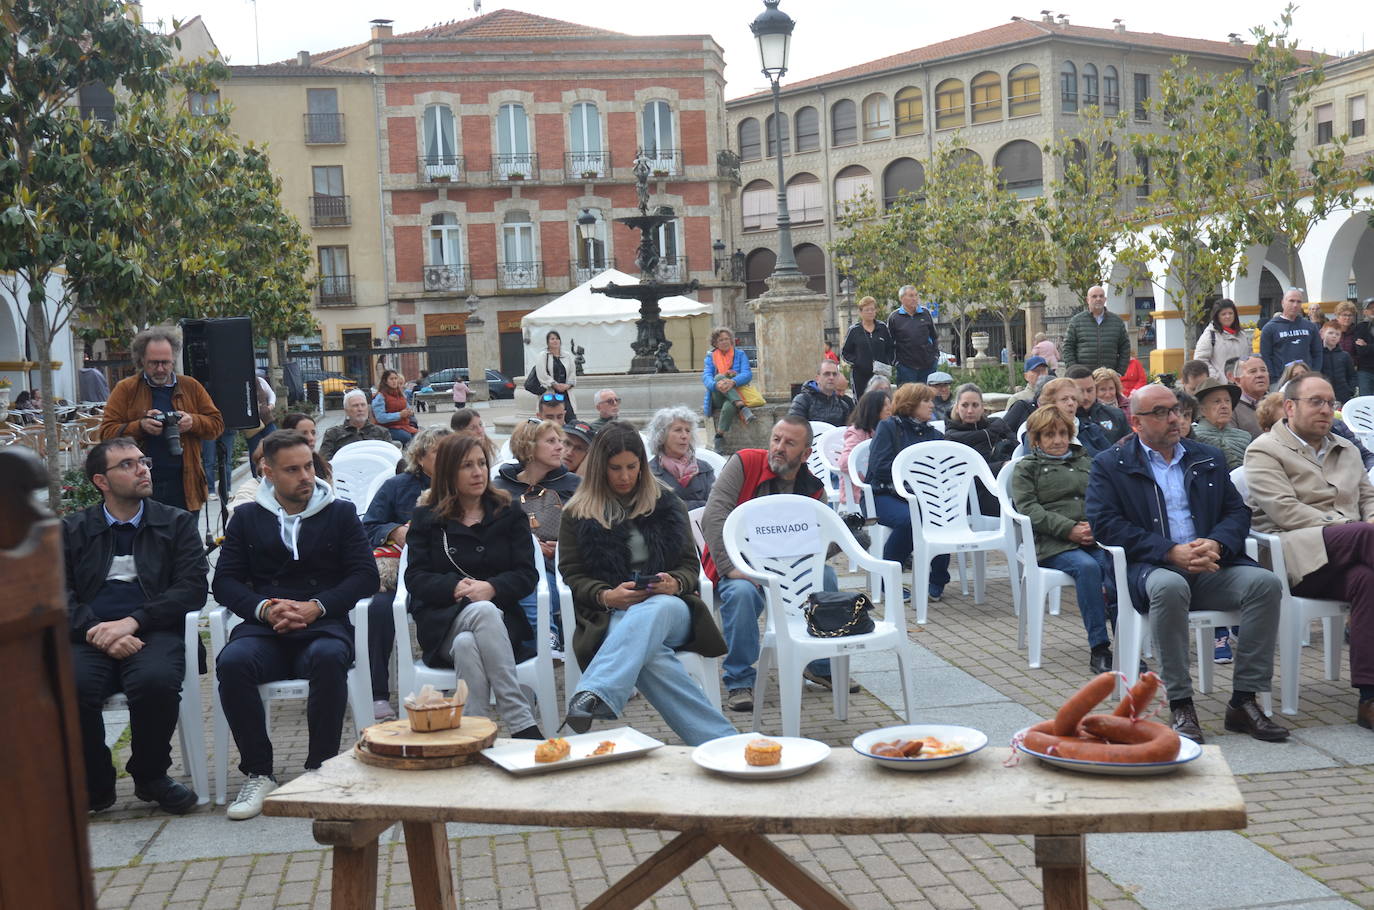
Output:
[1137, 405, 1184, 420]
[144, 360, 175, 368]
[600, 397, 620, 405]
[1295, 397, 1338, 410]
[541, 392, 566, 402]
[105, 456, 153, 473]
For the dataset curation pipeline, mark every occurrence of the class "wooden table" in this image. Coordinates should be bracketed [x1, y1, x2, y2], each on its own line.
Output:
[264, 741, 1246, 910]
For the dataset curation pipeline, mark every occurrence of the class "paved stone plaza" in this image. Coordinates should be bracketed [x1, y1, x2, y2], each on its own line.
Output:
[86, 405, 1374, 909]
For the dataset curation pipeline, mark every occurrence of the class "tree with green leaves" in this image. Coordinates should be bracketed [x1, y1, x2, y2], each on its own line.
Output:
[830, 186, 926, 316]
[1117, 57, 1258, 351]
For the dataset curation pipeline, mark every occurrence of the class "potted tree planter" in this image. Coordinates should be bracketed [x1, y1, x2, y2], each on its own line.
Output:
[653, 169, 669, 179]
[581, 170, 599, 180]
[507, 172, 525, 181]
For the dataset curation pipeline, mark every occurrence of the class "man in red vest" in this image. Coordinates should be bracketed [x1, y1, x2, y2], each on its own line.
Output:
[701, 415, 854, 713]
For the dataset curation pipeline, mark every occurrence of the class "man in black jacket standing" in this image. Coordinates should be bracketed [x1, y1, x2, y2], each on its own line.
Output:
[66, 437, 209, 814]
[213, 430, 379, 820]
[888, 285, 940, 385]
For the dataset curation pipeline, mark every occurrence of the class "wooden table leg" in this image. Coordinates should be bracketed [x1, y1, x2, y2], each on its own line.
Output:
[1034, 834, 1087, 910]
[402, 821, 457, 910]
[716, 833, 855, 910]
[585, 832, 716, 910]
[313, 820, 390, 910]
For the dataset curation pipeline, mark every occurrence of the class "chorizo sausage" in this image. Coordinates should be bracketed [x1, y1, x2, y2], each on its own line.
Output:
[1113, 672, 1161, 719]
[1048, 715, 1180, 763]
[1051, 672, 1118, 736]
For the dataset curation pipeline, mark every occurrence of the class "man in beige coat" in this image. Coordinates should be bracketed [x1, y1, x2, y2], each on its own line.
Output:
[1245, 374, 1374, 731]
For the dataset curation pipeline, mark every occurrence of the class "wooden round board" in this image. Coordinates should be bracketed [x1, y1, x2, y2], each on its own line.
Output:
[354, 742, 481, 771]
[360, 716, 498, 758]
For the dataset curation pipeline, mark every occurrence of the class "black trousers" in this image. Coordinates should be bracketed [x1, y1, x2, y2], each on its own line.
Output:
[73, 630, 185, 800]
[216, 631, 352, 776]
[367, 591, 397, 701]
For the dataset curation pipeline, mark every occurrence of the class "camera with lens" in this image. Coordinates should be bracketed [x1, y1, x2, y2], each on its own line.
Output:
[158, 410, 184, 456]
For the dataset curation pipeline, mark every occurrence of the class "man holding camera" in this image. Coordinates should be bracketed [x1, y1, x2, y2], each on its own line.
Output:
[100, 326, 224, 516]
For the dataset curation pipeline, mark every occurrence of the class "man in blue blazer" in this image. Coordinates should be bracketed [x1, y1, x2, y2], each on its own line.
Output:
[1086, 384, 1288, 746]
[212, 430, 379, 819]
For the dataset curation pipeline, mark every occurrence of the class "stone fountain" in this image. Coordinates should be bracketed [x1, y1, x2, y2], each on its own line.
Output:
[591, 151, 699, 373]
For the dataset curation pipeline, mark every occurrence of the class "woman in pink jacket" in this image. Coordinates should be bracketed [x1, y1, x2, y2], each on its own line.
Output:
[837, 389, 892, 508]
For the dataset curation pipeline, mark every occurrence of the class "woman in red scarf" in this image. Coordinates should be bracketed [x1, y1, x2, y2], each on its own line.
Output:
[1192, 299, 1251, 381]
[372, 369, 419, 446]
[646, 406, 716, 511]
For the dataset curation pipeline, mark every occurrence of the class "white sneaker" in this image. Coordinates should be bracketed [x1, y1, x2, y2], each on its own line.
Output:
[227, 774, 277, 820]
[373, 699, 397, 722]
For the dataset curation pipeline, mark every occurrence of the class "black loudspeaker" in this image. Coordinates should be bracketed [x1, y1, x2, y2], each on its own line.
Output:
[180, 317, 260, 430]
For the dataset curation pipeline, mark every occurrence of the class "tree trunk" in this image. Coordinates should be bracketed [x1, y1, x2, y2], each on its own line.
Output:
[1003, 314, 1018, 390]
[26, 285, 62, 508]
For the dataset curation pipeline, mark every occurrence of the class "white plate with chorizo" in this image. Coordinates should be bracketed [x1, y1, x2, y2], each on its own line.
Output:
[852, 724, 987, 771]
[1013, 727, 1202, 776]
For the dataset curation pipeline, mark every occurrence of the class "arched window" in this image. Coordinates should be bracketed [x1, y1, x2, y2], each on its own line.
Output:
[949, 147, 983, 170]
[1081, 64, 1099, 107]
[995, 139, 1044, 197]
[934, 79, 965, 130]
[794, 243, 826, 295]
[642, 100, 676, 174]
[738, 117, 762, 161]
[862, 92, 891, 140]
[572, 207, 607, 283]
[786, 173, 823, 224]
[833, 164, 875, 216]
[422, 104, 458, 179]
[1099, 140, 1119, 190]
[894, 87, 923, 136]
[971, 71, 1002, 124]
[1103, 66, 1120, 115]
[794, 106, 820, 151]
[496, 103, 532, 180]
[742, 179, 777, 232]
[882, 157, 926, 208]
[1008, 64, 1041, 117]
[1060, 61, 1078, 113]
[745, 248, 776, 299]
[765, 111, 790, 157]
[569, 102, 605, 176]
[831, 99, 857, 146]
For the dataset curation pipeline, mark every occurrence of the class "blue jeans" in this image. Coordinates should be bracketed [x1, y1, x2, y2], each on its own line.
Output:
[873, 493, 951, 593]
[1359, 369, 1374, 397]
[575, 595, 737, 746]
[718, 566, 836, 690]
[386, 427, 415, 447]
[1041, 548, 1115, 649]
[201, 425, 238, 498]
[895, 364, 933, 385]
[518, 568, 563, 650]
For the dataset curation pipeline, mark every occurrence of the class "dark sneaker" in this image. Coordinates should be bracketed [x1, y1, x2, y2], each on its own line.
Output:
[562, 690, 616, 734]
[928, 584, 944, 602]
[726, 687, 754, 712]
[1224, 697, 1290, 742]
[1088, 646, 1113, 676]
[1358, 698, 1373, 730]
[1170, 704, 1205, 744]
[89, 790, 117, 813]
[802, 667, 861, 693]
[133, 776, 198, 815]
[1213, 634, 1233, 664]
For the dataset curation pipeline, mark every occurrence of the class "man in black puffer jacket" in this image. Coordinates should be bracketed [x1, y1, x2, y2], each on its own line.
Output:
[788, 360, 855, 427]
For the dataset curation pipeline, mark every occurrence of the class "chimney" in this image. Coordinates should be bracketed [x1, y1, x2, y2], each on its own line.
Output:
[297, 50, 311, 66]
[371, 18, 394, 40]
[1057, 13, 1069, 25]
[1041, 10, 1055, 23]
[1228, 32, 1243, 46]
[1113, 18, 1126, 33]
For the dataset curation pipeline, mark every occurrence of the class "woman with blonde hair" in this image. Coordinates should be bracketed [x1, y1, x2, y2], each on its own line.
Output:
[557, 423, 734, 744]
[841, 295, 894, 396]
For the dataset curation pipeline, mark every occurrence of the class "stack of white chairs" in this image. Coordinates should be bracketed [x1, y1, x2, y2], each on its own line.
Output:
[331, 449, 400, 516]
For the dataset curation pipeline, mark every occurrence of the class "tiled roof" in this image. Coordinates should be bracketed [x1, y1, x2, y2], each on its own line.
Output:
[399, 9, 625, 41]
[228, 62, 370, 77]
[729, 18, 1320, 103]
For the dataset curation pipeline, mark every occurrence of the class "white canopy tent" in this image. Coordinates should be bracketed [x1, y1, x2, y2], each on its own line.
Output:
[520, 269, 711, 375]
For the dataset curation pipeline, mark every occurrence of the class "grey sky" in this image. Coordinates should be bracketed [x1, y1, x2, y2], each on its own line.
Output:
[139, 0, 1365, 97]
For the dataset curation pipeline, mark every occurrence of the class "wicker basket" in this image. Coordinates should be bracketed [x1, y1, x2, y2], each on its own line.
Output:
[405, 700, 465, 732]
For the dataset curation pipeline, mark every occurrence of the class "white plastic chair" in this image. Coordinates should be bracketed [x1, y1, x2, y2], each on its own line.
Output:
[694, 447, 726, 475]
[1232, 466, 1347, 716]
[333, 439, 402, 460]
[805, 445, 841, 509]
[393, 541, 560, 734]
[723, 495, 918, 738]
[330, 451, 399, 515]
[997, 461, 1072, 669]
[1340, 395, 1374, 447]
[102, 610, 209, 806]
[209, 599, 375, 805]
[818, 427, 855, 513]
[891, 440, 1020, 624]
[846, 439, 891, 595]
[363, 469, 393, 509]
[808, 420, 837, 442]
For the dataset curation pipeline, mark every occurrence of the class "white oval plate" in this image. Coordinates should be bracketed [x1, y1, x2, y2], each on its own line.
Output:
[851, 724, 988, 771]
[692, 732, 831, 780]
[1012, 726, 1202, 776]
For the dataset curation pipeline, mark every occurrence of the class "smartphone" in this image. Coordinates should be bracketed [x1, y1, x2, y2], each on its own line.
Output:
[628, 571, 651, 590]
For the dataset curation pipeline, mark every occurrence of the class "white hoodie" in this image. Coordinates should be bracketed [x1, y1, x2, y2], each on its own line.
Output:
[255, 476, 335, 562]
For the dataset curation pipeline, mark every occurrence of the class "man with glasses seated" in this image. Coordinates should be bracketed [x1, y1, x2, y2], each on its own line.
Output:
[1245, 374, 1374, 733]
[99, 326, 224, 518]
[588, 389, 622, 433]
[1086, 383, 1288, 744]
[65, 438, 209, 814]
[536, 391, 567, 425]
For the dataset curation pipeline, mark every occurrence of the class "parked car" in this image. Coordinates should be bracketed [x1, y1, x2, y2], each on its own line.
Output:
[424, 367, 517, 400]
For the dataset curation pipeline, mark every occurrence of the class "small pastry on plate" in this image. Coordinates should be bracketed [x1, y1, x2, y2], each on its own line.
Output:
[744, 737, 782, 766]
[589, 740, 616, 757]
[534, 737, 571, 763]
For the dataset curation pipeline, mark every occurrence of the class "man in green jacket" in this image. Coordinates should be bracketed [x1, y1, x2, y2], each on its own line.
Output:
[1062, 286, 1130, 374]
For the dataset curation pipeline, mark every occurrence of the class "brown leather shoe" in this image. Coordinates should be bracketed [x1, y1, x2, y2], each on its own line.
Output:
[1224, 696, 1290, 742]
[1171, 704, 1204, 744]
[1358, 698, 1373, 730]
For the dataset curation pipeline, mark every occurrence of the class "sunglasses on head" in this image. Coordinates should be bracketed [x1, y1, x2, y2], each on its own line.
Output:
[541, 392, 566, 402]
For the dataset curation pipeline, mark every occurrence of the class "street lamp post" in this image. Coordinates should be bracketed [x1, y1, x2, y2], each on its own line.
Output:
[577, 208, 597, 280]
[750, 0, 801, 281]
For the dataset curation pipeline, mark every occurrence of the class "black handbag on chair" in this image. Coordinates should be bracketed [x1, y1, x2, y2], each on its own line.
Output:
[804, 591, 875, 638]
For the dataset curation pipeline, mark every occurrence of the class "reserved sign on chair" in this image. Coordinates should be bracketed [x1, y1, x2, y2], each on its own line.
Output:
[745, 500, 820, 558]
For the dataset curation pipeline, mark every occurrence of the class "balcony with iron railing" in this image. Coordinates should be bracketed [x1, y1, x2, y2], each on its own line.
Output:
[652, 256, 690, 283]
[572, 260, 609, 285]
[303, 113, 346, 144]
[423, 264, 469, 293]
[565, 151, 612, 180]
[317, 274, 355, 307]
[491, 153, 539, 182]
[418, 154, 465, 183]
[640, 148, 683, 178]
[497, 261, 543, 291]
[309, 195, 351, 227]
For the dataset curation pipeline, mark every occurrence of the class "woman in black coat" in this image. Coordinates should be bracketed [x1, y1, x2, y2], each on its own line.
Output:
[841, 296, 894, 396]
[942, 383, 1014, 515]
[404, 435, 542, 738]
